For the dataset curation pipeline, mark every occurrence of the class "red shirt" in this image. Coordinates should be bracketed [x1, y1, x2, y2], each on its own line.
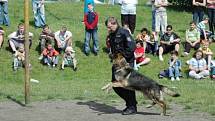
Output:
[135, 47, 145, 63]
[42, 48, 59, 57]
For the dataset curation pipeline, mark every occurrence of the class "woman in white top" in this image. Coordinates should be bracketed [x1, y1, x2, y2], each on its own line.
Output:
[118, 0, 138, 34]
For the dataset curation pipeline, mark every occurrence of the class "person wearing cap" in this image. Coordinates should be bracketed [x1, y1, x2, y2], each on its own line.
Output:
[32, 0, 46, 28]
[13, 46, 25, 71]
[84, 0, 94, 13]
[83, 3, 99, 56]
[61, 46, 77, 71]
[0, 0, 10, 26]
[54, 26, 72, 53]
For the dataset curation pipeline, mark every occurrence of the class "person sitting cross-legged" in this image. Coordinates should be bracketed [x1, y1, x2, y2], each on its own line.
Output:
[183, 21, 201, 57]
[134, 40, 150, 70]
[188, 50, 209, 79]
[8, 23, 33, 53]
[54, 25, 72, 53]
[158, 25, 180, 61]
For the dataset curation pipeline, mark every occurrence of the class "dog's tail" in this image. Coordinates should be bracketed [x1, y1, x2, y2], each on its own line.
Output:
[161, 86, 180, 97]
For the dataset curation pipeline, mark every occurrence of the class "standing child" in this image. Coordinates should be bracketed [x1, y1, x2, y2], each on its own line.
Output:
[134, 40, 150, 70]
[168, 50, 181, 81]
[61, 46, 77, 71]
[83, 3, 99, 56]
[42, 44, 59, 67]
[13, 46, 25, 71]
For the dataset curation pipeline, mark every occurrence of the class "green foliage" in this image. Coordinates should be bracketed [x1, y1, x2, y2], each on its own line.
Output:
[168, 0, 192, 6]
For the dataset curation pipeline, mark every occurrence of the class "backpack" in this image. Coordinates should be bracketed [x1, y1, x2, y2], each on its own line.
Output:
[158, 69, 169, 79]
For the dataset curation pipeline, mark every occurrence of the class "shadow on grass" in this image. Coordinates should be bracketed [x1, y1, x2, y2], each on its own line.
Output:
[6, 95, 26, 107]
[75, 40, 84, 53]
[0, 93, 26, 107]
[76, 101, 160, 115]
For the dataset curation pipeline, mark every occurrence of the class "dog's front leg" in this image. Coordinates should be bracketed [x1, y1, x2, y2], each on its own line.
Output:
[101, 83, 113, 93]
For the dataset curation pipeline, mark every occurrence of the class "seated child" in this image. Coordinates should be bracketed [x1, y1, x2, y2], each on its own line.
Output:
[168, 51, 181, 81]
[199, 40, 213, 70]
[0, 27, 4, 49]
[134, 40, 150, 70]
[188, 50, 209, 79]
[145, 31, 158, 55]
[42, 44, 59, 67]
[123, 24, 132, 35]
[61, 46, 77, 71]
[136, 28, 150, 50]
[13, 46, 25, 71]
[197, 17, 213, 41]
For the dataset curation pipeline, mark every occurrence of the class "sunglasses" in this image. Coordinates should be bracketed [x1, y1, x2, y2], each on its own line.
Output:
[166, 29, 172, 31]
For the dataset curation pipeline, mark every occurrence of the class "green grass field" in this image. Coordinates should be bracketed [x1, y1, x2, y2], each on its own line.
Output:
[0, 0, 215, 115]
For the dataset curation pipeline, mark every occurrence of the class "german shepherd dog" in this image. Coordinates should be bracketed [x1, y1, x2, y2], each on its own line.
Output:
[102, 53, 180, 115]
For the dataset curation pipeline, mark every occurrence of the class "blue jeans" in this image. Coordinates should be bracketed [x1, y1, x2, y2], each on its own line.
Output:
[13, 58, 22, 70]
[193, 10, 204, 24]
[0, 2, 9, 26]
[168, 66, 180, 77]
[152, 10, 155, 31]
[84, 29, 99, 54]
[44, 56, 58, 65]
[32, 1, 46, 27]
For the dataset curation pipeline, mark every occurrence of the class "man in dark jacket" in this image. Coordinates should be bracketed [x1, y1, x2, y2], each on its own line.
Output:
[105, 17, 137, 115]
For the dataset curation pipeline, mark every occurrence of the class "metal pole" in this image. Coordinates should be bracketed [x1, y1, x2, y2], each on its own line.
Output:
[24, 0, 30, 105]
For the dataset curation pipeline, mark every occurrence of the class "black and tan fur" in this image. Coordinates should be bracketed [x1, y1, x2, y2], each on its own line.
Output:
[102, 53, 180, 115]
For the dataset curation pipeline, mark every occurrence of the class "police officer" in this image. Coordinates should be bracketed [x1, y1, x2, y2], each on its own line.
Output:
[105, 17, 137, 115]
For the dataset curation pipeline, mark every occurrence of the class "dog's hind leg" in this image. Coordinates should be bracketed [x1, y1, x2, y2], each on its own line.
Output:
[154, 100, 166, 116]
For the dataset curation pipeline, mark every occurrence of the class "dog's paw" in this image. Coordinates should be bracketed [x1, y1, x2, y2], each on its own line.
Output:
[102, 83, 111, 90]
[101, 83, 113, 93]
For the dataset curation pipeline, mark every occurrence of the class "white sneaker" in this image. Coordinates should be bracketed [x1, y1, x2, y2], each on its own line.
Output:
[38, 55, 43, 60]
[184, 52, 189, 56]
[159, 56, 164, 61]
[176, 77, 180, 81]
[171, 77, 175, 81]
[134, 67, 138, 71]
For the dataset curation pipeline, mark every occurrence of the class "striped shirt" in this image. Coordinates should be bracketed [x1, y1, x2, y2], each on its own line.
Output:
[197, 21, 206, 30]
[186, 28, 200, 42]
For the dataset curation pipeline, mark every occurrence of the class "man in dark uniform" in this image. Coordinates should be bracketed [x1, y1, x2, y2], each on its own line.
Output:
[105, 17, 137, 115]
